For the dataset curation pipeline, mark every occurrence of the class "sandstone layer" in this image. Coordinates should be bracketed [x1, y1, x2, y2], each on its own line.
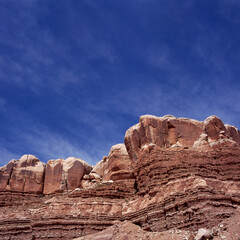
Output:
[0, 115, 239, 240]
[43, 157, 92, 194]
[0, 155, 45, 194]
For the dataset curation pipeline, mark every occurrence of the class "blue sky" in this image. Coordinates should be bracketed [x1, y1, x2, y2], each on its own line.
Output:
[0, 0, 240, 166]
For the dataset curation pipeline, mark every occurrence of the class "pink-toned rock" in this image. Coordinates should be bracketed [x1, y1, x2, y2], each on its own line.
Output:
[91, 156, 108, 177]
[43, 157, 92, 194]
[0, 115, 239, 240]
[81, 144, 134, 189]
[124, 115, 204, 165]
[225, 124, 240, 145]
[102, 144, 134, 181]
[87, 144, 133, 183]
[0, 160, 17, 191]
[0, 155, 45, 194]
[204, 115, 227, 141]
[125, 115, 240, 166]
[74, 220, 189, 240]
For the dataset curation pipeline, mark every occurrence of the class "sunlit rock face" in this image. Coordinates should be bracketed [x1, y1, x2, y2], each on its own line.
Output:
[0, 115, 239, 240]
[0, 154, 45, 194]
[122, 115, 240, 232]
[43, 157, 92, 194]
[81, 143, 135, 192]
[124, 114, 240, 166]
[90, 143, 133, 181]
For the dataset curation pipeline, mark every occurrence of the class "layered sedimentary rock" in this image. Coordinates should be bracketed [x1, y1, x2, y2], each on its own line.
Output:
[122, 145, 240, 231]
[81, 144, 134, 190]
[0, 154, 45, 194]
[123, 115, 240, 231]
[124, 115, 240, 165]
[43, 157, 92, 194]
[98, 143, 134, 181]
[74, 220, 191, 240]
[0, 114, 239, 240]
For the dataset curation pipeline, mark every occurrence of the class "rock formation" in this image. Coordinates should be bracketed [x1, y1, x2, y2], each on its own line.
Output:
[0, 114, 239, 240]
[81, 144, 134, 190]
[0, 154, 45, 194]
[43, 157, 92, 194]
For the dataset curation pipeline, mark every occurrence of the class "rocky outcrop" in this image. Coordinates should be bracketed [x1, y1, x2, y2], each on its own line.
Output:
[0, 114, 239, 240]
[82, 144, 134, 190]
[124, 115, 240, 166]
[102, 144, 134, 181]
[120, 115, 240, 233]
[0, 159, 16, 191]
[43, 157, 92, 194]
[0, 155, 45, 194]
[225, 124, 240, 145]
[122, 144, 240, 232]
[0, 155, 92, 195]
[74, 220, 191, 240]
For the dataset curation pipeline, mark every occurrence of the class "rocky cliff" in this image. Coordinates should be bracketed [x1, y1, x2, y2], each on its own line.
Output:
[0, 115, 239, 240]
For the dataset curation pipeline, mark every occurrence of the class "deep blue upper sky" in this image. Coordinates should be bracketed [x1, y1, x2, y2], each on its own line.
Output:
[0, 0, 240, 166]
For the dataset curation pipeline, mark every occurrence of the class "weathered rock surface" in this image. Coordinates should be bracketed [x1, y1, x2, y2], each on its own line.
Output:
[74, 220, 190, 240]
[124, 115, 240, 166]
[101, 143, 134, 181]
[195, 228, 213, 240]
[0, 154, 45, 194]
[0, 115, 239, 240]
[43, 157, 92, 194]
[0, 159, 16, 191]
[81, 144, 134, 191]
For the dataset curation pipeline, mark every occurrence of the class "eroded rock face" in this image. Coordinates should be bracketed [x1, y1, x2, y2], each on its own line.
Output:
[0, 114, 239, 240]
[124, 115, 203, 165]
[0, 160, 16, 191]
[82, 144, 134, 190]
[43, 157, 92, 194]
[204, 116, 227, 141]
[122, 144, 240, 231]
[124, 115, 240, 166]
[225, 124, 240, 145]
[0, 154, 45, 194]
[74, 220, 191, 240]
[102, 144, 133, 181]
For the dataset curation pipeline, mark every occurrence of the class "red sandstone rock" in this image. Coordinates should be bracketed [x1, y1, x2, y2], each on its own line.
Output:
[101, 144, 133, 181]
[74, 220, 190, 240]
[204, 115, 227, 141]
[125, 115, 240, 166]
[124, 115, 205, 166]
[92, 156, 108, 177]
[0, 159, 16, 191]
[0, 115, 239, 240]
[43, 157, 92, 194]
[82, 144, 134, 189]
[0, 154, 45, 194]
[225, 124, 240, 145]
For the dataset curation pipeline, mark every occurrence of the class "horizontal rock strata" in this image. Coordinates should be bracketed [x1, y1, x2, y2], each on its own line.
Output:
[0, 114, 239, 239]
[122, 145, 240, 231]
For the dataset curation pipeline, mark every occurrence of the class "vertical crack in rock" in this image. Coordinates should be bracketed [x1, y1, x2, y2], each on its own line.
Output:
[6, 165, 13, 186]
[134, 180, 138, 193]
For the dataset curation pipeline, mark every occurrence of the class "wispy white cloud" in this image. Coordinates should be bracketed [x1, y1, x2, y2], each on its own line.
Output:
[20, 128, 95, 164]
[0, 4, 89, 94]
[0, 103, 100, 165]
